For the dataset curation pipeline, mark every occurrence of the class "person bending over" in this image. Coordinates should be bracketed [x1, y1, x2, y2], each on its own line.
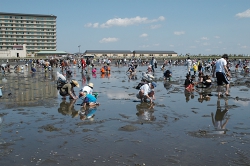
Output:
[136, 82, 156, 103]
[59, 80, 79, 100]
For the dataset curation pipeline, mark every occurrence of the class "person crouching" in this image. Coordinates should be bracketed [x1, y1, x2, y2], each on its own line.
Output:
[59, 80, 79, 100]
[80, 91, 100, 107]
[136, 82, 156, 103]
[184, 75, 195, 91]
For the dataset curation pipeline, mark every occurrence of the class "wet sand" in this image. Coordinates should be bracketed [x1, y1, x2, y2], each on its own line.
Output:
[0, 64, 250, 166]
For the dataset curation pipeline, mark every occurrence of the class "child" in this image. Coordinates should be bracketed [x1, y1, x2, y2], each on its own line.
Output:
[203, 75, 212, 87]
[193, 63, 198, 76]
[100, 66, 105, 74]
[184, 74, 194, 91]
[197, 75, 212, 88]
[80, 91, 100, 107]
[92, 67, 97, 74]
[164, 70, 172, 81]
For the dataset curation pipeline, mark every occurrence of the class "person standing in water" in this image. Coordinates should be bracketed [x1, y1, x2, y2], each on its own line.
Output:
[212, 54, 231, 96]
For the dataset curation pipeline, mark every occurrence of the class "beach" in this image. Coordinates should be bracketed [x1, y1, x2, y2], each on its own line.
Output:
[0, 62, 250, 166]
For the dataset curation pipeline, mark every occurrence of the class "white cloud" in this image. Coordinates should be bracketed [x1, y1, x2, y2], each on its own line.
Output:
[153, 43, 160, 46]
[150, 24, 161, 29]
[140, 33, 148, 37]
[174, 31, 185, 35]
[99, 37, 119, 43]
[241, 46, 247, 48]
[169, 44, 174, 47]
[93, 23, 99, 28]
[236, 9, 250, 18]
[86, 16, 165, 28]
[201, 37, 209, 40]
[84, 23, 92, 27]
[203, 42, 210, 46]
[214, 36, 220, 39]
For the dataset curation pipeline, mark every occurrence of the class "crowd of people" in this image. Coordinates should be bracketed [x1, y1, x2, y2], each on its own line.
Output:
[1, 54, 249, 124]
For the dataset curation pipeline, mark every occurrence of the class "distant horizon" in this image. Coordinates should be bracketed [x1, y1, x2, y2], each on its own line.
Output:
[1, 0, 249, 55]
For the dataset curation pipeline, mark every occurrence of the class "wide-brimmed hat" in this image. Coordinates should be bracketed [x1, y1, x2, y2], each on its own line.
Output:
[151, 82, 157, 88]
[88, 83, 94, 88]
[71, 80, 79, 87]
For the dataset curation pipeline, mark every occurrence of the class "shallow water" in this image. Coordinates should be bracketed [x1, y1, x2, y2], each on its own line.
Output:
[0, 64, 250, 166]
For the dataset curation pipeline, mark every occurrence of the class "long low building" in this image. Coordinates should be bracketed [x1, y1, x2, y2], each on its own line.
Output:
[84, 50, 178, 58]
[0, 44, 27, 58]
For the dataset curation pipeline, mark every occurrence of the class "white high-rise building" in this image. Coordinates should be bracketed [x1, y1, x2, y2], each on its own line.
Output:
[0, 12, 57, 55]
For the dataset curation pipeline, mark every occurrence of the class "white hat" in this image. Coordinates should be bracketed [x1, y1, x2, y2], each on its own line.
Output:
[88, 83, 94, 88]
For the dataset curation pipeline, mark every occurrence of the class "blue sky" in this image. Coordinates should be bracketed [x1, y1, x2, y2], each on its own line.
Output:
[1, 0, 250, 55]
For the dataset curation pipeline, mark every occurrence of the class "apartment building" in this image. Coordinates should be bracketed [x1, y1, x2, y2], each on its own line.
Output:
[0, 12, 57, 55]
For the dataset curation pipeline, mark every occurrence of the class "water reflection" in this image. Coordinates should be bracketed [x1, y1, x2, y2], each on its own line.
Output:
[100, 73, 110, 79]
[79, 106, 97, 121]
[210, 98, 229, 134]
[196, 88, 212, 103]
[58, 100, 79, 118]
[184, 89, 194, 103]
[163, 81, 172, 90]
[136, 103, 156, 121]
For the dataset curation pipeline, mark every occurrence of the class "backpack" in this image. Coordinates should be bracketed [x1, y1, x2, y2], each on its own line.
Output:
[135, 82, 146, 90]
[57, 78, 67, 90]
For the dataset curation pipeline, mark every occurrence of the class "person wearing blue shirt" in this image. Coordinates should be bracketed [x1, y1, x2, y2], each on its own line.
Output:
[80, 91, 100, 107]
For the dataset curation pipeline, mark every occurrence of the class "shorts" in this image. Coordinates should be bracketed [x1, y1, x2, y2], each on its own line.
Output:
[216, 72, 229, 86]
[59, 89, 68, 96]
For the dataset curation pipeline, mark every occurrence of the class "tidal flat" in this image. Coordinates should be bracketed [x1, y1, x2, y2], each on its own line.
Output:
[0, 64, 250, 166]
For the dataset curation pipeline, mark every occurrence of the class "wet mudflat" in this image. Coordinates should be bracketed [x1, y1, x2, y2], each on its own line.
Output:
[0, 64, 250, 166]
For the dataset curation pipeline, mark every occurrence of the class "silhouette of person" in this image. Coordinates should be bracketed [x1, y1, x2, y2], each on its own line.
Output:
[184, 89, 194, 103]
[58, 99, 78, 117]
[211, 98, 229, 134]
[79, 105, 97, 121]
[136, 103, 155, 121]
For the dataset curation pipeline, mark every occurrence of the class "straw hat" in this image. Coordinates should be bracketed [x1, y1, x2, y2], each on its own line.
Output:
[71, 80, 79, 87]
[88, 83, 94, 88]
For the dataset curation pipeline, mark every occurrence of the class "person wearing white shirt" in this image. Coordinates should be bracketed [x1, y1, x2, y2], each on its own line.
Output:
[136, 82, 156, 103]
[212, 54, 230, 96]
[79, 83, 94, 97]
[186, 57, 193, 75]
